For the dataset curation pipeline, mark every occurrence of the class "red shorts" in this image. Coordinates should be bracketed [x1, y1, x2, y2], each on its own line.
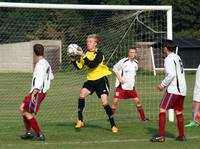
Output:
[160, 92, 185, 111]
[23, 93, 46, 114]
[114, 87, 138, 100]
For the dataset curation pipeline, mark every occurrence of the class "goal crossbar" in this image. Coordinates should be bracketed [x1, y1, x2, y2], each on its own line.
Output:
[0, 2, 171, 11]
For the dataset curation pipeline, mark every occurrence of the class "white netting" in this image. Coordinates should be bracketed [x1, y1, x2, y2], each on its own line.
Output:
[0, 4, 168, 124]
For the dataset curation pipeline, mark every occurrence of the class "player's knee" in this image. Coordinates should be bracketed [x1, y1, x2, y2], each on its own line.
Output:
[111, 104, 116, 110]
[112, 100, 117, 109]
[160, 108, 166, 113]
[79, 93, 86, 98]
[101, 94, 108, 106]
[19, 104, 24, 113]
[24, 112, 33, 120]
[102, 100, 108, 106]
[79, 88, 89, 98]
[134, 98, 141, 106]
[175, 110, 182, 115]
[19, 106, 23, 113]
[101, 99, 108, 106]
[113, 98, 118, 104]
[136, 101, 141, 107]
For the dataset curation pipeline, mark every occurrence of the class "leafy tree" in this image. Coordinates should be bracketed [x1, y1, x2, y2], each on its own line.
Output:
[158, 0, 200, 38]
[0, 0, 200, 40]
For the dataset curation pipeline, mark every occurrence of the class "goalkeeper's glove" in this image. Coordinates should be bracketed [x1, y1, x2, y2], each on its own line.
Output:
[70, 55, 81, 62]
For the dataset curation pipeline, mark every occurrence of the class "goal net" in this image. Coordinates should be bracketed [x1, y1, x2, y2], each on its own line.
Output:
[0, 3, 172, 125]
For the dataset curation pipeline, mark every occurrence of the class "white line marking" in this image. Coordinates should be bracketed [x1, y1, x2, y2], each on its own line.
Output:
[2, 136, 200, 146]
[45, 136, 200, 145]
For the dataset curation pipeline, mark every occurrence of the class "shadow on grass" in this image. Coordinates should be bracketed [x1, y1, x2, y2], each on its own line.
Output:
[146, 127, 176, 138]
[55, 122, 110, 132]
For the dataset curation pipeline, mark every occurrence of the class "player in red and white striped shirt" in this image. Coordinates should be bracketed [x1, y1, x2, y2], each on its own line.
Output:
[112, 48, 147, 121]
[19, 44, 54, 141]
[151, 39, 187, 142]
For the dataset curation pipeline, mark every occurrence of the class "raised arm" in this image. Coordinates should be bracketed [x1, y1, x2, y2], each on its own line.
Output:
[71, 57, 85, 70]
[83, 50, 103, 68]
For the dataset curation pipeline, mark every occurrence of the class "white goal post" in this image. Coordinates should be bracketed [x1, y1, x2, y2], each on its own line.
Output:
[0, 2, 174, 122]
[0, 2, 171, 11]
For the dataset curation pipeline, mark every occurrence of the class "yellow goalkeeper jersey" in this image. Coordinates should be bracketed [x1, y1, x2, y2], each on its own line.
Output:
[72, 48, 112, 80]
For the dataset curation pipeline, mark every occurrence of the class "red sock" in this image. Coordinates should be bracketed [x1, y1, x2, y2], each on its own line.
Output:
[137, 106, 146, 121]
[159, 112, 166, 137]
[176, 114, 184, 137]
[23, 116, 31, 132]
[29, 117, 41, 136]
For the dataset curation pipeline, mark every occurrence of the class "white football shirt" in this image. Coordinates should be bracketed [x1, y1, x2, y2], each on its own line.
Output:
[161, 52, 187, 96]
[113, 58, 138, 90]
[30, 58, 54, 93]
[193, 64, 200, 102]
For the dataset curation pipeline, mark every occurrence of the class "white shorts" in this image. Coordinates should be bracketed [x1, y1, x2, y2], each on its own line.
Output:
[193, 86, 200, 102]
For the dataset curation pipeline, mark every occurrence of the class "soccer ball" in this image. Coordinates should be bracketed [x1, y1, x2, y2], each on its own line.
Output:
[67, 44, 82, 56]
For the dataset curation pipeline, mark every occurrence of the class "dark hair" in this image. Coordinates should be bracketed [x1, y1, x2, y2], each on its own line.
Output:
[162, 39, 177, 52]
[33, 44, 44, 56]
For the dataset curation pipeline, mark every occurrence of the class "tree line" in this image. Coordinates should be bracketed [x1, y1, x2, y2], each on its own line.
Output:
[1, 0, 199, 38]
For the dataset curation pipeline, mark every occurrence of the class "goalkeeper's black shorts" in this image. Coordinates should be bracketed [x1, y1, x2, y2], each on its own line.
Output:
[82, 76, 110, 98]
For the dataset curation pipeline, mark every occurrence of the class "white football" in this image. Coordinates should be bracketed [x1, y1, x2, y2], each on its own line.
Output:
[67, 44, 82, 56]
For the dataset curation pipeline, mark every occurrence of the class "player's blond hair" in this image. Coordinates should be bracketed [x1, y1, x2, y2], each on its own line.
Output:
[87, 34, 100, 45]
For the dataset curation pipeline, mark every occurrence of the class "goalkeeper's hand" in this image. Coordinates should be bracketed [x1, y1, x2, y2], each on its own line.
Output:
[69, 55, 76, 62]
[76, 50, 84, 57]
[70, 55, 81, 62]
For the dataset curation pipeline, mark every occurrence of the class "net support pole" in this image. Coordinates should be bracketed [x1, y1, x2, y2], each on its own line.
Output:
[175, 46, 179, 54]
[167, 7, 173, 40]
[167, 7, 174, 122]
[150, 47, 156, 76]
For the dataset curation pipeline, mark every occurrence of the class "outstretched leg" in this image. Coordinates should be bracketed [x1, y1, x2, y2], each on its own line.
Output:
[20, 93, 46, 141]
[75, 88, 90, 128]
[133, 97, 146, 121]
[20, 103, 33, 140]
[101, 94, 118, 133]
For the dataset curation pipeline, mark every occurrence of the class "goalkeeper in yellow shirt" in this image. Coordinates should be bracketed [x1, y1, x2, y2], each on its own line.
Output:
[71, 34, 118, 133]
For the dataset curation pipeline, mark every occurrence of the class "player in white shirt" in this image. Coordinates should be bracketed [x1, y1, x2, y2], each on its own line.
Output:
[151, 39, 187, 142]
[185, 64, 200, 127]
[112, 48, 147, 121]
[19, 44, 54, 141]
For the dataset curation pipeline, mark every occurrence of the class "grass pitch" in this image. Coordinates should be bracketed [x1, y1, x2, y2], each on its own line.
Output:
[0, 71, 199, 149]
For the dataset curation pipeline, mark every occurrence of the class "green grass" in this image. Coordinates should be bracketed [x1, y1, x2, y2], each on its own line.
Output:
[0, 72, 199, 149]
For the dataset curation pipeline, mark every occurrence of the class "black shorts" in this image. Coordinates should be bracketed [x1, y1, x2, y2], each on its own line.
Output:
[82, 76, 110, 98]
